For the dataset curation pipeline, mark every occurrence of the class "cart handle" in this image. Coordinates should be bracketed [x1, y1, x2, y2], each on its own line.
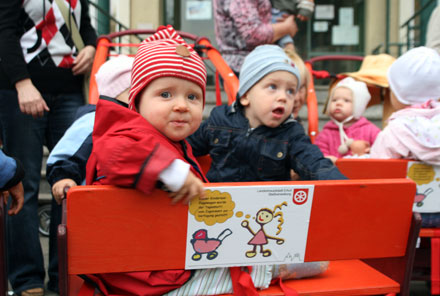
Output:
[306, 55, 364, 66]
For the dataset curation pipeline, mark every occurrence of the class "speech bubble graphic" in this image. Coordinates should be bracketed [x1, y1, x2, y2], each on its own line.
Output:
[189, 190, 235, 226]
[407, 163, 435, 185]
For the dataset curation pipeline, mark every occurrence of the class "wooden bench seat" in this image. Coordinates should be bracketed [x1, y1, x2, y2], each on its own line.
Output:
[58, 179, 420, 296]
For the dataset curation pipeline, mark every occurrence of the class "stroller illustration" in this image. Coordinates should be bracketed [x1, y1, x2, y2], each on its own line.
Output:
[414, 188, 434, 207]
[190, 229, 233, 261]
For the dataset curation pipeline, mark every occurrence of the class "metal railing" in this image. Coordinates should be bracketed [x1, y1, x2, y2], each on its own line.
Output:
[86, 0, 144, 53]
[375, 0, 436, 55]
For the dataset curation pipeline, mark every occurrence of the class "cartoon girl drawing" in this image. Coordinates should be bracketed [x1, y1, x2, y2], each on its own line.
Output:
[241, 202, 287, 258]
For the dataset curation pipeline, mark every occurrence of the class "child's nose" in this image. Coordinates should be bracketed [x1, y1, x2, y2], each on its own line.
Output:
[173, 96, 189, 111]
[277, 94, 287, 103]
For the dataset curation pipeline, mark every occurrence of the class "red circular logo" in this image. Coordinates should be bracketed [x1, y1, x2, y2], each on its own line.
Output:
[293, 189, 308, 205]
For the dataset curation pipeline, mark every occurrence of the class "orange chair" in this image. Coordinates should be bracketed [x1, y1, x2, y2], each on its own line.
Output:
[59, 179, 420, 296]
[336, 158, 440, 295]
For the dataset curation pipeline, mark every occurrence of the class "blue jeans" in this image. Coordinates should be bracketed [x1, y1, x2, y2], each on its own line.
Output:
[0, 90, 83, 294]
[271, 8, 294, 48]
[420, 213, 440, 228]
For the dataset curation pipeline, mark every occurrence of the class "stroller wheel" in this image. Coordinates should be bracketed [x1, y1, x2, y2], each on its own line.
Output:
[38, 204, 51, 237]
[192, 253, 202, 261]
[207, 251, 218, 260]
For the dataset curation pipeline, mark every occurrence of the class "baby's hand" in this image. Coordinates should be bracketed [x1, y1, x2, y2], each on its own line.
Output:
[349, 140, 371, 155]
[169, 171, 205, 205]
[52, 178, 77, 204]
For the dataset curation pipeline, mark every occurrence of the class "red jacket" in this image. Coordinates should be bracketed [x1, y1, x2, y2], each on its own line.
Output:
[86, 97, 206, 191]
[84, 97, 206, 295]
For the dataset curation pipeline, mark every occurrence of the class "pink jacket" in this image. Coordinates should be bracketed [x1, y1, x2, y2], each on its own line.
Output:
[315, 117, 381, 158]
[370, 100, 440, 165]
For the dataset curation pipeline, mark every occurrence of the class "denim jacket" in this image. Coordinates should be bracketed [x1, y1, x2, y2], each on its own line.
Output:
[188, 103, 346, 182]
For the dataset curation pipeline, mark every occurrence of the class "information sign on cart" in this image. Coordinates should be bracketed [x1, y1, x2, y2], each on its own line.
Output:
[185, 185, 314, 269]
[407, 161, 440, 213]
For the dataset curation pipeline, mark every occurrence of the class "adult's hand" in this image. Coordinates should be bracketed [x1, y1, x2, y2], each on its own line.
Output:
[297, 14, 309, 22]
[72, 45, 96, 75]
[15, 79, 50, 118]
[2, 182, 24, 216]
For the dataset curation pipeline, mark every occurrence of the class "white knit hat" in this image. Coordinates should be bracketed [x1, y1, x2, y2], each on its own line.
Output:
[330, 77, 371, 119]
[95, 55, 134, 98]
[387, 46, 440, 105]
[328, 77, 371, 155]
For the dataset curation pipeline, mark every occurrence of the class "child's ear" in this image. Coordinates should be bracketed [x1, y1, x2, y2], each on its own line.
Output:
[239, 94, 250, 107]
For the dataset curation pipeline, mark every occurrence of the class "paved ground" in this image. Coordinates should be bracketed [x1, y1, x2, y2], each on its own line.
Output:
[6, 234, 431, 296]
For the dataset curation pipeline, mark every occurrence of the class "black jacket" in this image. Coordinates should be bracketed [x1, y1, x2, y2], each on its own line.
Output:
[0, 0, 97, 93]
[188, 103, 346, 182]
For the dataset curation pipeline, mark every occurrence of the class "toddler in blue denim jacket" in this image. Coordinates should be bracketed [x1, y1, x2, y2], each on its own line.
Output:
[188, 44, 345, 182]
[187, 45, 344, 285]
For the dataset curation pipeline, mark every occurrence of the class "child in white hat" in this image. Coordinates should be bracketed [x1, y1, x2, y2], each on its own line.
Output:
[314, 77, 381, 163]
[47, 55, 134, 204]
[370, 46, 440, 228]
[370, 46, 440, 165]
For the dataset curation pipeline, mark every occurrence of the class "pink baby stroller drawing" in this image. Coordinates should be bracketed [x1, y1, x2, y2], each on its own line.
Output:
[190, 229, 233, 261]
[414, 188, 434, 207]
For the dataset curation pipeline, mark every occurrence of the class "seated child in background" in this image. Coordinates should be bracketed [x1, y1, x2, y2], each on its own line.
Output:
[46, 55, 133, 204]
[270, 0, 314, 49]
[285, 48, 310, 123]
[369, 46, 440, 227]
[370, 47, 440, 165]
[189, 44, 346, 182]
[314, 77, 381, 163]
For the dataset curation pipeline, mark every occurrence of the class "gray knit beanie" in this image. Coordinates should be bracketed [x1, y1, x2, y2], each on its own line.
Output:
[237, 45, 301, 98]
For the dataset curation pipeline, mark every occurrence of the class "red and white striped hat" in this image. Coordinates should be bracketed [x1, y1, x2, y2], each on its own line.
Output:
[129, 25, 207, 110]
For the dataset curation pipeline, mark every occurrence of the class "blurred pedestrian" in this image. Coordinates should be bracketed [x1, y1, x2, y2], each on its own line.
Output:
[213, 0, 298, 75]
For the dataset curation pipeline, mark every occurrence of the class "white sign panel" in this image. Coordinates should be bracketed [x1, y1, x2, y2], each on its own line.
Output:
[339, 7, 354, 26]
[185, 185, 314, 269]
[332, 25, 359, 45]
[315, 5, 334, 20]
[186, 1, 212, 20]
[313, 21, 329, 32]
[407, 161, 440, 213]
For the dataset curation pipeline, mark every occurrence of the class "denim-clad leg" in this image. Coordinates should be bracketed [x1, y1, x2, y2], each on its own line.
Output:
[45, 93, 83, 293]
[0, 90, 47, 294]
[0, 90, 83, 294]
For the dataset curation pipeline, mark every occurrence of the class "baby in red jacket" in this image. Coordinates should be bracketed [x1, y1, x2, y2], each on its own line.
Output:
[87, 26, 207, 204]
[85, 26, 208, 294]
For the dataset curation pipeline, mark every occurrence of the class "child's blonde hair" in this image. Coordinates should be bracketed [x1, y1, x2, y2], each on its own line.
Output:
[284, 49, 309, 91]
